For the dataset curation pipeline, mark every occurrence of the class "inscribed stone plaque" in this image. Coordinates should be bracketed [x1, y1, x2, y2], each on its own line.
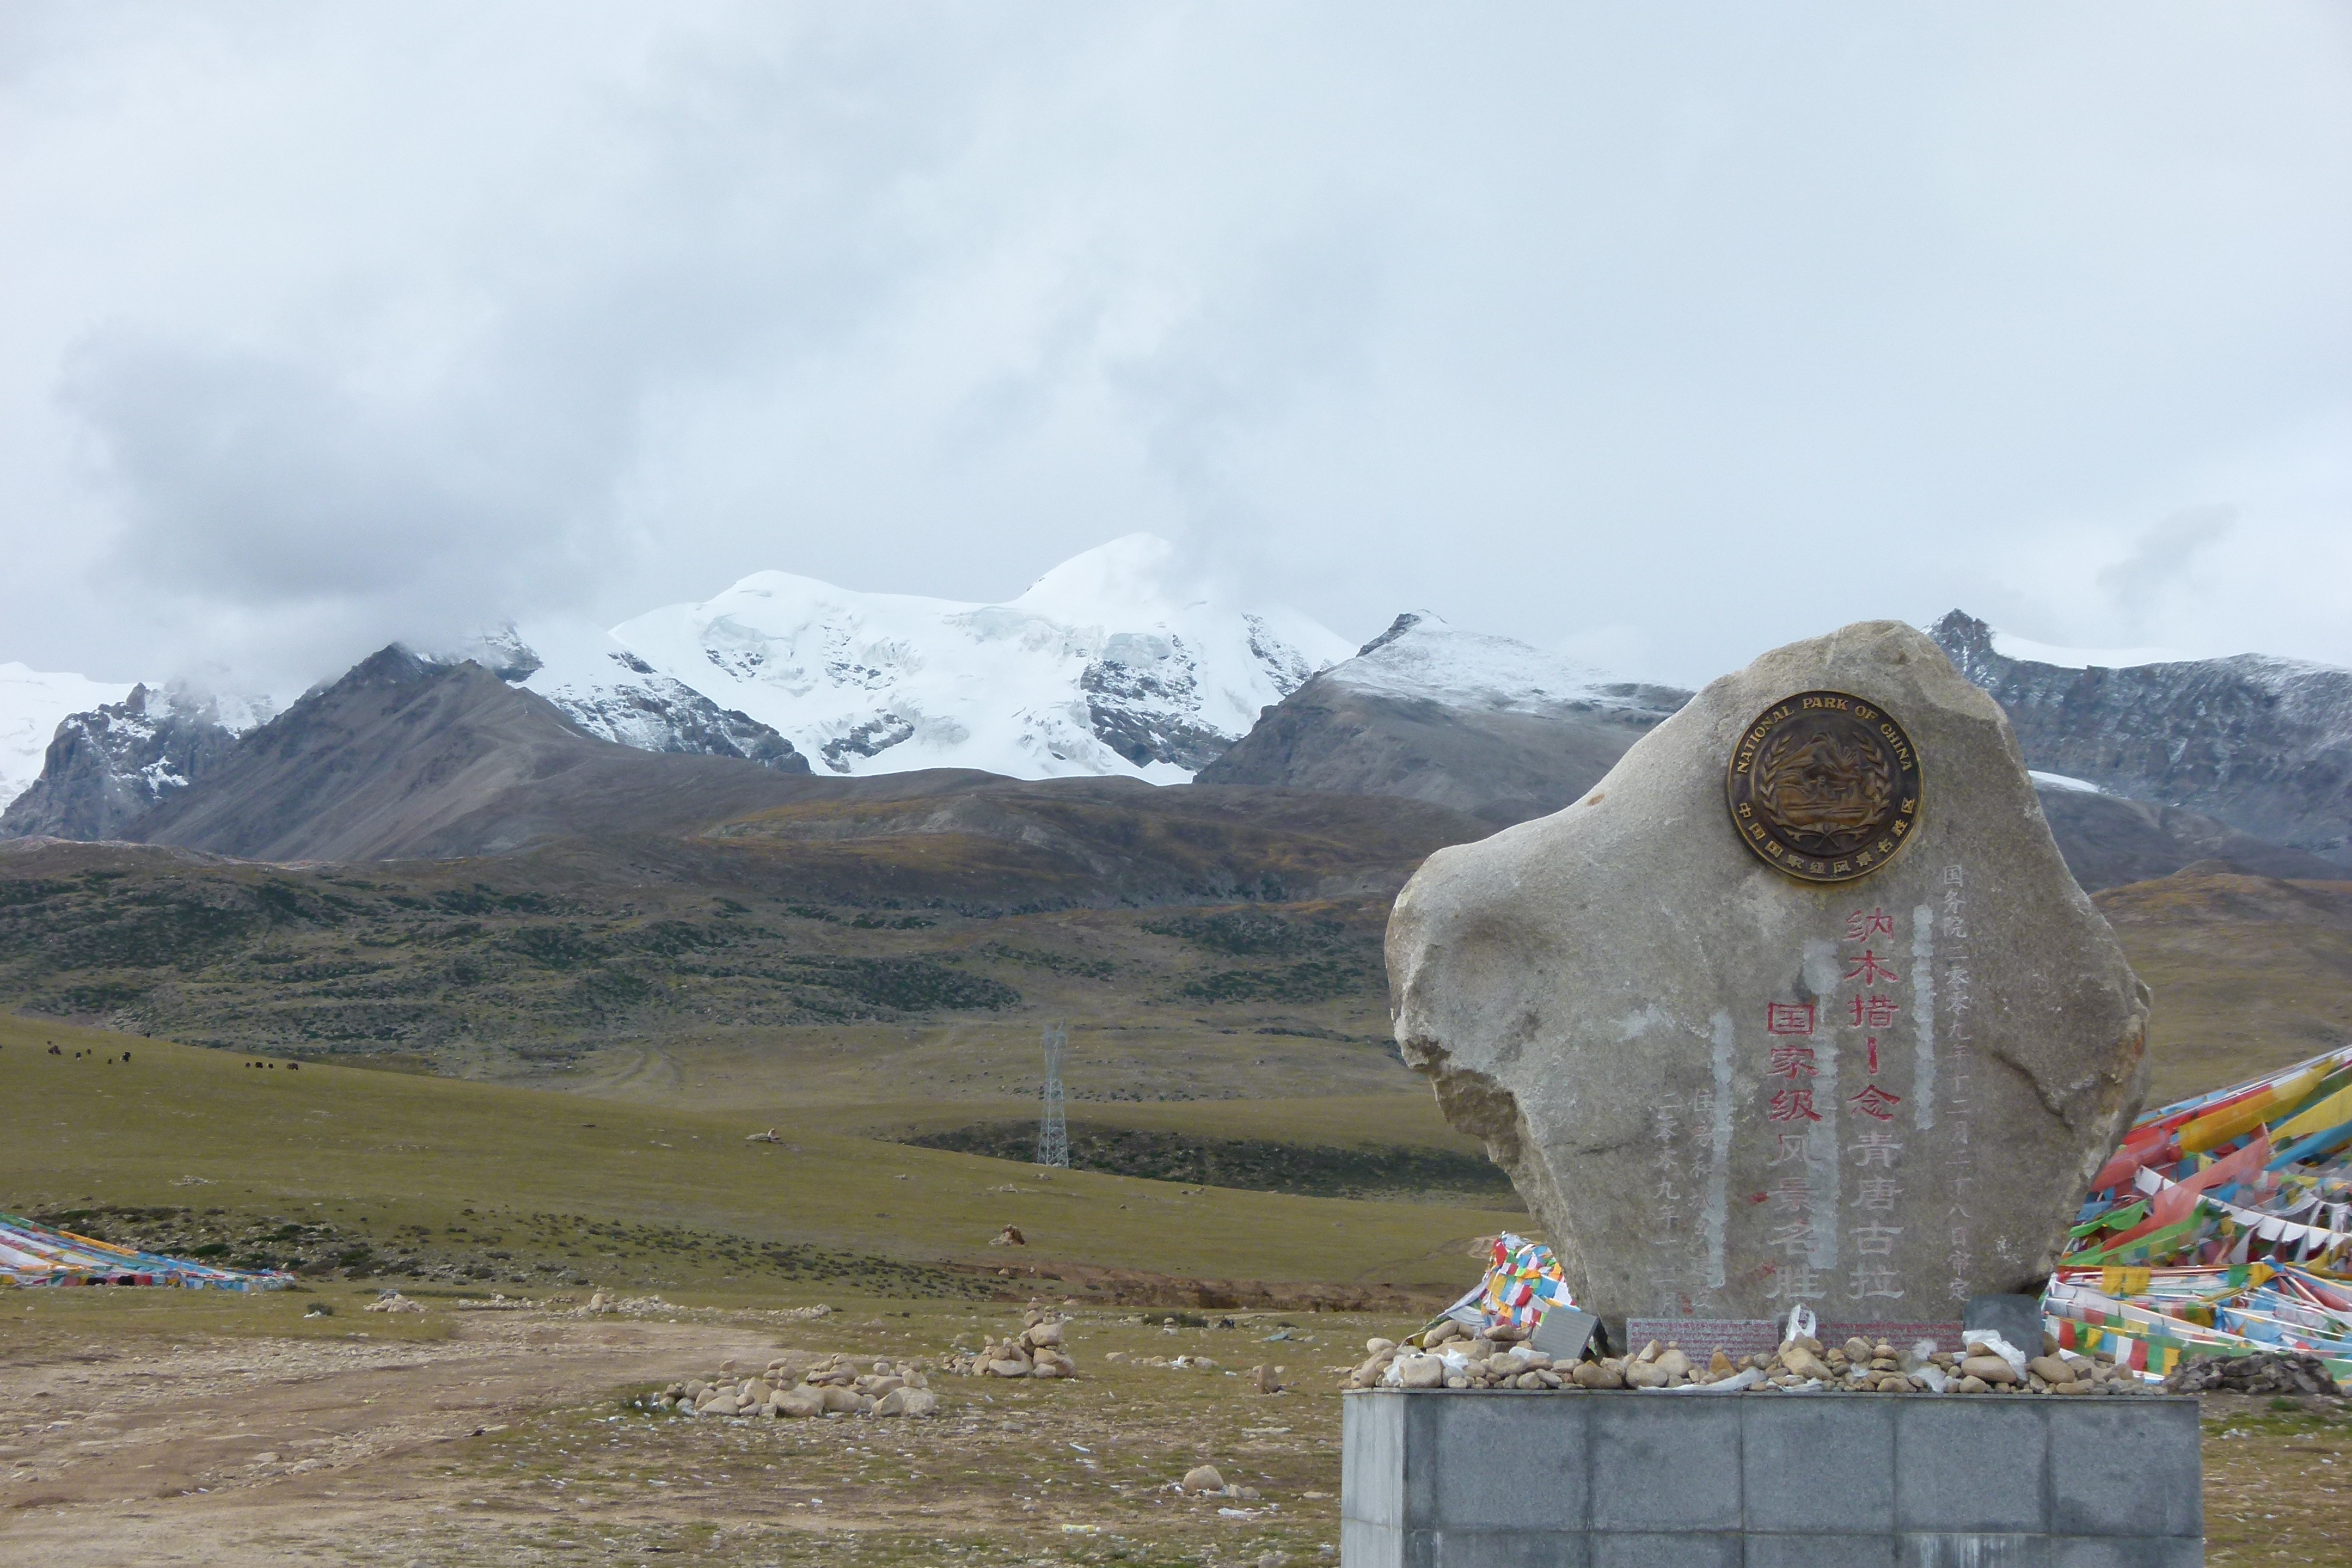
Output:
[1386, 620, 2151, 1326]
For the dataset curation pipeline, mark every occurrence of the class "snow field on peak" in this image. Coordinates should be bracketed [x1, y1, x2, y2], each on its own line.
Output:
[603, 534, 1350, 780]
[1322, 611, 1638, 715]
[1986, 630, 2192, 670]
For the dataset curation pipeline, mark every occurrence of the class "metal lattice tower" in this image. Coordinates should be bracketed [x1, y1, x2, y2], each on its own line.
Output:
[1037, 1021, 1069, 1169]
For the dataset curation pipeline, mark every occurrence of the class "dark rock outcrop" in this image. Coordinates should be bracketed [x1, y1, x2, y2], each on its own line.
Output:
[1932, 611, 2352, 867]
[0, 686, 244, 841]
[2165, 1350, 2339, 1396]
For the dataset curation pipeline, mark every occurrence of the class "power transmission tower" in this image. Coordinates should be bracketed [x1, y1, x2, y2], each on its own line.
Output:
[1037, 1021, 1069, 1169]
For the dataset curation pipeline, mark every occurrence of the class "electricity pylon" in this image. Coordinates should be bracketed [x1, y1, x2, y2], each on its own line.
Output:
[1037, 1021, 1069, 1168]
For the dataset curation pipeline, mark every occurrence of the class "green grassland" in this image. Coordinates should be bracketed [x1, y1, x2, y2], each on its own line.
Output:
[0, 1014, 1514, 1297]
[0, 841, 1505, 1205]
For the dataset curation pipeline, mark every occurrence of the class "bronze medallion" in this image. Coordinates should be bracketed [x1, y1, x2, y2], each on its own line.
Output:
[1726, 690, 1921, 884]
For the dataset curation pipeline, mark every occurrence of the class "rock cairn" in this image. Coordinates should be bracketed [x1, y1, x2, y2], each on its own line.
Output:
[1346, 1320, 2154, 1396]
[947, 1303, 1080, 1380]
[646, 1354, 939, 1418]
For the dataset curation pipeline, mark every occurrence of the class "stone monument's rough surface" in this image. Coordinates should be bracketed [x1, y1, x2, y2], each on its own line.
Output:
[1387, 620, 2150, 1327]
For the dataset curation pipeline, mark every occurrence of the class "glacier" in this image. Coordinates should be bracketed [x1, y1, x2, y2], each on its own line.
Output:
[568, 534, 1350, 781]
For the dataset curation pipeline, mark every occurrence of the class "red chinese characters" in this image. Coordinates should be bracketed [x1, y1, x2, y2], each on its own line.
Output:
[1765, 1002, 1815, 1036]
[1849, 994, 1898, 1028]
[1847, 1083, 1903, 1122]
[1843, 950, 1900, 987]
[1768, 1087, 1822, 1124]
[1767, 1042, 1817, 1081]
[1845, 907, 1895, 941]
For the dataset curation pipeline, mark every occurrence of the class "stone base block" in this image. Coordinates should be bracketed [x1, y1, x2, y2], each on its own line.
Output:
[1342, 1388, 2201, 1566]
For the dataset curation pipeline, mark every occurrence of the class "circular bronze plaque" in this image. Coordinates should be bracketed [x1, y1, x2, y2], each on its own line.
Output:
[1726, 691, 1921, 883]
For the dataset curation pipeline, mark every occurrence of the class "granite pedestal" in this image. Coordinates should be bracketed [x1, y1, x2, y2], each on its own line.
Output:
[1342, 1388, 2202, 1567]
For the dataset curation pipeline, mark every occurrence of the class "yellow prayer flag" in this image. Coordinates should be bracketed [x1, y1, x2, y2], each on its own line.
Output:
[2182, 1068, 2323, 1154]
[2272, 1084, 2352, 1141]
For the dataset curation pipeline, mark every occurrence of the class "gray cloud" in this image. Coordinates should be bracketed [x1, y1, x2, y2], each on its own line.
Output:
[2095, 504, 2238, 636]
[1, 3, 2347, 694]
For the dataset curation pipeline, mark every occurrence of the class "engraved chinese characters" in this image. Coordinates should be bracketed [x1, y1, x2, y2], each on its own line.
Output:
[1728, 690, 1920, 883]
[1755, 901, 1940, 1313]
[1387, 619, 2151, 1329]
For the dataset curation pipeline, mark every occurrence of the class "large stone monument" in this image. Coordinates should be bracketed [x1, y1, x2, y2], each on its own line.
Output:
[1387, 619, 2151, 1331]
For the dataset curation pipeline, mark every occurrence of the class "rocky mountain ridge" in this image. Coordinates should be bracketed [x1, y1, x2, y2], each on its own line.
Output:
[1931, 610, 2352, 867]
[5, 585, 2347, 896]
[1206, 610, 2350, 890]
[0, 683, 272, 842]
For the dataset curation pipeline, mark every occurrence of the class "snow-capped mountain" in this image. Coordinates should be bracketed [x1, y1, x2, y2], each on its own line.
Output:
[1930, 611, 2352, 867]
[0, 536, 1345, 841]
[1, 663, 138, 811]
[542, 534, 1348, 781]
[0, 683, 274, 840]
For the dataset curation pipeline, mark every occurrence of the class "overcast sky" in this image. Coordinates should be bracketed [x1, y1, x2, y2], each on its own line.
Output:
[3, 3, 2347, 693]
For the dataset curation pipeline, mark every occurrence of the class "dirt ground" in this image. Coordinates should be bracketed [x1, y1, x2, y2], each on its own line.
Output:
[1, 1288, 1369, 1567]
[5, 1289, 2350, 1567]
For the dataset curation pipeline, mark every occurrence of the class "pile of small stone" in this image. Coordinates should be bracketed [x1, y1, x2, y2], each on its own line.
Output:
[646, 1354, 939, 1418]
[1104, 1351, 1221, 1370]
[946, 1302, 1080, 1380]
[1347, 1321, 1564, 1389]
[1348, 1321, 2152, 1396]
[2165, 1350, 2341, 1398]
[363, 1292, 425, 1314]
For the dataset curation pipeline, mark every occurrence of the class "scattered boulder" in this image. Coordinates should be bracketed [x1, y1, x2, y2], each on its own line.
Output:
[363, 1292, 425, 1314]
[1181, 1465, 1227, 1494]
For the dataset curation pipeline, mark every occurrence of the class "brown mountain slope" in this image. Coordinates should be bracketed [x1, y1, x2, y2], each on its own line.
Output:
[2094, 869, 2352, 1100]
[700, 776, 1488, 906]
[115, 646, 1490, 910]
[128, 647, 872, 861]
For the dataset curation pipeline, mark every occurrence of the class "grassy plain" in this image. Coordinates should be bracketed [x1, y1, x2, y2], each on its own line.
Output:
[0, 1014, 1510, 1296]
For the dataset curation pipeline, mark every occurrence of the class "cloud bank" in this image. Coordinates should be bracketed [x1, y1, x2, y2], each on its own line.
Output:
[2, 2, 2347, 693]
